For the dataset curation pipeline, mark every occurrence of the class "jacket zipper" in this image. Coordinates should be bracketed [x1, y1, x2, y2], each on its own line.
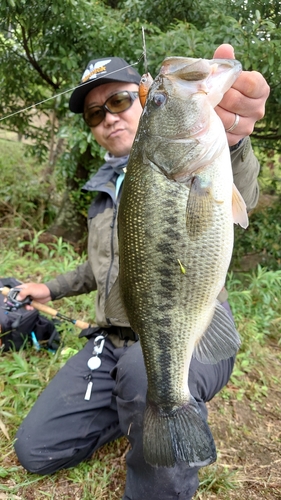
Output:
[105, 173, 124, 324]
[105, 203, 118, 316]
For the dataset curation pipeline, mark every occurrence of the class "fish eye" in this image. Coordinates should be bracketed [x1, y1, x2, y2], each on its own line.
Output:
[153, 93, 166, 107]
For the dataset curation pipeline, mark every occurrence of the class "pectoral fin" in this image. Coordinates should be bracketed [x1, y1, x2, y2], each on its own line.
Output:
[186, 176, 214, 237]
[232, 183, 249, 229]
[104, 276, 130, 325]
[193, 301, 241, 364]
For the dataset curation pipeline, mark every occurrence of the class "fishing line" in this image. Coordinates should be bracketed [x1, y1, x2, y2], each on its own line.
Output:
[142, 26, 148, 73]
[0, 57, 144, 123]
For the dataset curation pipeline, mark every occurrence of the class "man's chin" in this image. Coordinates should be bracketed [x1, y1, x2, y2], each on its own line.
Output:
[108, 143, 132, 158]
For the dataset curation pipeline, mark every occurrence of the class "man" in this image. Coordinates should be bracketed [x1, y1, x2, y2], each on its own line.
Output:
[14, 44, 269, 499]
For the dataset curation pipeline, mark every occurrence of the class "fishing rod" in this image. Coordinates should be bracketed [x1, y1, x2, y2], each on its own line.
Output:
[0, 286, 91, 330]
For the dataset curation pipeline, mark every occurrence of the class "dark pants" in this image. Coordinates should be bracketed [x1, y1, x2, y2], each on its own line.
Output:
[14, 303, 235, 500]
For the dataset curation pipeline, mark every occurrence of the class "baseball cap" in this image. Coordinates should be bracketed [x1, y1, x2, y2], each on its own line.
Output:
[69, 57, 141, 113]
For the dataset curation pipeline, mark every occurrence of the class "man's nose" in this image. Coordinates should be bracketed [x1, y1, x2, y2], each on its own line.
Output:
[103, 110, 120, 125]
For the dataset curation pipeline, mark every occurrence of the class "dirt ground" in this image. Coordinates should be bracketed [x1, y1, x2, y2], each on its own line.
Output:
[201, 344, 281, 500]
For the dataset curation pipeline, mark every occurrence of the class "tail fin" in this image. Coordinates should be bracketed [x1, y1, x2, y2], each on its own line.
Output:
[143, 396, 216, 468]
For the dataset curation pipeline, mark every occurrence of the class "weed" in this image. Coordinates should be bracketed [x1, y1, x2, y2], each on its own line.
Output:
[196, 463, 238, 496]
[228, 266, 281, 345]
[224, 267, 281, 402]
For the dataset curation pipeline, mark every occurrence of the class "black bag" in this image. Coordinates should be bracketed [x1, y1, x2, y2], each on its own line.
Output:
[0, 277, 60, 352]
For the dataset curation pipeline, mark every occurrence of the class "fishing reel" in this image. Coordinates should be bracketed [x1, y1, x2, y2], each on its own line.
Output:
[3, 288, 32, 311]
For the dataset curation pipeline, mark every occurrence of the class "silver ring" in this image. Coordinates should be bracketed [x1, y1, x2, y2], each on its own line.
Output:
[225, 113, 240, 133]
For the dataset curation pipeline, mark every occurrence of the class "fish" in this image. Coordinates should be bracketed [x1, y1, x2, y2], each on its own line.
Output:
[105, 56, 248, 468]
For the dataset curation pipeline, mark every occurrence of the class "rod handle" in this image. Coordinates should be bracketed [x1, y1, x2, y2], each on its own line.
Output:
[1, 287, 90, 330]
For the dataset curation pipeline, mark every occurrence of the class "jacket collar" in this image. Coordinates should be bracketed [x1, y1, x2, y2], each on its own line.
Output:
[81, 153, 128, 194]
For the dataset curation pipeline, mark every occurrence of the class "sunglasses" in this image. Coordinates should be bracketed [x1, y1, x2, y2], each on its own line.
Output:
[83, 90, 139, 128]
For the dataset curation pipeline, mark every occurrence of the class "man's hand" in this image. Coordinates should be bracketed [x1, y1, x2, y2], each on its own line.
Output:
[15, 283, 52, 310]
[213, 44, 270, 146]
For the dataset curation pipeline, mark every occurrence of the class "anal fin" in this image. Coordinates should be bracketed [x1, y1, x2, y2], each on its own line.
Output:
[193, 301, 241, 364]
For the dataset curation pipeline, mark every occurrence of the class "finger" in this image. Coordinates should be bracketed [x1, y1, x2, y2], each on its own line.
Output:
[216, 87, 258, 118]
[15, 285, 29, 301]
[213, 44, 235, 60]
[217, 88, 246, 114]
[22, 304, 35, 311]
[213, 45, 269, 100]
[216, 107, 254, 140]
[216, 88, 264, 118]
[229, 71, 270, 100]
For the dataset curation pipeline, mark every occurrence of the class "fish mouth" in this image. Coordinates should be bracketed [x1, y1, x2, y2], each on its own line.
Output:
[160, 57, 211, 80]
[160, 56, 241, 81]
[158, 57, 242, 108]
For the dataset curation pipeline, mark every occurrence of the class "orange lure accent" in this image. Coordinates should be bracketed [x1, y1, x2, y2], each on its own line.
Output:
[139, 73, 154, 108]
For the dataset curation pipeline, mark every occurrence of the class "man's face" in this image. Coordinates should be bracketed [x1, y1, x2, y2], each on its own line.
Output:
[84, 82, 143, 157]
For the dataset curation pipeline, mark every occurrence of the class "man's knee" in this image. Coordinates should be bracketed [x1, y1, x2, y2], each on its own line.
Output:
[189, 355, 235, 404]
[14, 418, 90, 475]
[14, 428, 94, 475]
[14, 432, 54, 474]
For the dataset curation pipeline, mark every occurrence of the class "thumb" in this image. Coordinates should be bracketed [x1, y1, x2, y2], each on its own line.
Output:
[213, 43, 235, 59]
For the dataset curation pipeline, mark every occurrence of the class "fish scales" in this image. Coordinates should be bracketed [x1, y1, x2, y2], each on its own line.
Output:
[106, 56, 247, 468]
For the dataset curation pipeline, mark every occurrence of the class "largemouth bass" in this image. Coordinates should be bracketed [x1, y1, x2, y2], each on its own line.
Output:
[106, 57, 248, 468]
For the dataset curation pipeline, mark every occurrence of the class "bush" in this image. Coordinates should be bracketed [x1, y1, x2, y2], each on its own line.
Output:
[231, 195, 281, 271]
[0, 138, 57, 230]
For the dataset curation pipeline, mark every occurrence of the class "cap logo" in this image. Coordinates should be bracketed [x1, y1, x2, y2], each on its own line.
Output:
[81, 59, 112, 83]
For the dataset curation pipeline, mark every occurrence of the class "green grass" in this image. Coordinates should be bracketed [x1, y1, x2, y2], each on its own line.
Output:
[196, 463, 238, 496]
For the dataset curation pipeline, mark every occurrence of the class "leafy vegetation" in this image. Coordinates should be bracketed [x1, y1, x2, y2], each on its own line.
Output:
[231, 149, 281, 272]
[0, 138, 57, 230]
[1, 0, 281, 240]
[232, 199, 281, 271]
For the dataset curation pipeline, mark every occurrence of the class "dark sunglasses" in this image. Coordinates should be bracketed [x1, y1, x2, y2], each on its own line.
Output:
[83, 90, 139, 128]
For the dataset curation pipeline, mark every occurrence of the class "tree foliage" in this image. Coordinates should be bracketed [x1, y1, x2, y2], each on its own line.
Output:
[0, 0, 280, 241]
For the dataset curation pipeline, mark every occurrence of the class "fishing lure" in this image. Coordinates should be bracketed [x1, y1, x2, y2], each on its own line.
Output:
[139, 73, 154, 108]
